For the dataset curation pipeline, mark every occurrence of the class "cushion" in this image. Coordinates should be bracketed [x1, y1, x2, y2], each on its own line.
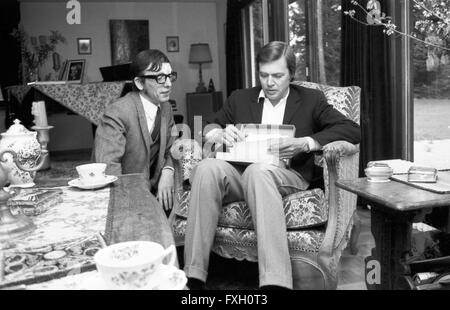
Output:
[175, 188, 328, 230]
[172, 217, 325, 254]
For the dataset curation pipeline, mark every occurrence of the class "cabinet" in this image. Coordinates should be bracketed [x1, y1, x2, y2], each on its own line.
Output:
[186, 91, 223, 138]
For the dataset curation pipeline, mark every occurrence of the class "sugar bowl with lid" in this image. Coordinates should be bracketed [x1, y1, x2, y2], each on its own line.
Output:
[365, 162, 393, 183]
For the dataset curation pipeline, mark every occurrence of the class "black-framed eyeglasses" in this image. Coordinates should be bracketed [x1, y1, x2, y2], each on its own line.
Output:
[139, 72, 177, 84]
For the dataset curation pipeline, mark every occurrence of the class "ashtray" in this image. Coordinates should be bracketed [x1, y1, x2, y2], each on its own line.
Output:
[407, 166, 438, 183]
[365, 163, 393, 183]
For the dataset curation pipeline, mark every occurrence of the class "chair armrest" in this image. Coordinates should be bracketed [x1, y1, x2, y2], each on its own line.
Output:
[322, 140, 359, 157]
[313, 141, 359, 168]
[170, 139, 203, 190]
[317, 141, 360, 282]
[169, 139, 202, 225]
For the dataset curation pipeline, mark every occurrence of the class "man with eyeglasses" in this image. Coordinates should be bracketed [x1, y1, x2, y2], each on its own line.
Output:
[94, 49, 178, 211]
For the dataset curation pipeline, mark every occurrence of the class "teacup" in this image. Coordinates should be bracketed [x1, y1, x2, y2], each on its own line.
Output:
[76, 163, 107, 184]
[94, 241, 177, 290]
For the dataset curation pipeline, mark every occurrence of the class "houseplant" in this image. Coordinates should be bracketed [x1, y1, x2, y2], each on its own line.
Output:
[11, 28, 66, 83]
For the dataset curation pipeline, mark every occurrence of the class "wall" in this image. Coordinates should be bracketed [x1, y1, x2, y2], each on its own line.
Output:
[0, 109, 93, 152]
[20, 1, 222, 121]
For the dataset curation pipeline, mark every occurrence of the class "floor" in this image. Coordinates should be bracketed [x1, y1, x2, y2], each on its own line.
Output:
[40, 150, 374, 290]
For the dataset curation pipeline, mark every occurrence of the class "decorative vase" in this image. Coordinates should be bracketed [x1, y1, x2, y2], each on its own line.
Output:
[0, 119, 42, 187]
[27, 66, 39, 83]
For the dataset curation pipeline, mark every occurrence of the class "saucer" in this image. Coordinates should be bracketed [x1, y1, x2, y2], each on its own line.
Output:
[81, 264, 187, 290]
[68, 175, 118, 190]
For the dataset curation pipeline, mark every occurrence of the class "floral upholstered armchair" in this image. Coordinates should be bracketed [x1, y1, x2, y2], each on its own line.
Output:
[169, 81, 360, 290]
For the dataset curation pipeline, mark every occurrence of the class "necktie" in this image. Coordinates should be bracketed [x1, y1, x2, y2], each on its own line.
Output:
[151, 107, 161, 141]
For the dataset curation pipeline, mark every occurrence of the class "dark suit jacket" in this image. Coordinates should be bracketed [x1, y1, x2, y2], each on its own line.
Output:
[205, 84, 361, 183]
[94, 92, 175, 191]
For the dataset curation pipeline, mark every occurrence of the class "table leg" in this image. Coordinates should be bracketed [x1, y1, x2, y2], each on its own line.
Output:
[367, 204, 415, 290]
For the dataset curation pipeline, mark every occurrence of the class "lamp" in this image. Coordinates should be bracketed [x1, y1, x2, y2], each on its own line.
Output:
[189, 43, 212, 93]
[0, 86, 4, 102]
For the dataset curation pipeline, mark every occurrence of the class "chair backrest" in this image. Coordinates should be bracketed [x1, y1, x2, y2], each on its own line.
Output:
[292, 81, 361, 250]
[291, 81, 361, 125]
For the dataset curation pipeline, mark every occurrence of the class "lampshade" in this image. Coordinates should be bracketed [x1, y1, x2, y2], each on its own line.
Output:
[189, 43, 212, 64]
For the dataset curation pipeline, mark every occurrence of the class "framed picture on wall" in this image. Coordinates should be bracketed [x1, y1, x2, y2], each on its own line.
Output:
[77, 38, 92, 55]
[166, 36, 179, 52]
[63, 59, 86, 83]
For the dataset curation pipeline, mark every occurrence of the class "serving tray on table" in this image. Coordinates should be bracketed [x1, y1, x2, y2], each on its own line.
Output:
[0, 234, 106, 289]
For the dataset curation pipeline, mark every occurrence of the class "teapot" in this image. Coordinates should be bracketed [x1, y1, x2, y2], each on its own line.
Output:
[0, 149, 48, 244]
[0, 119, 42, 187]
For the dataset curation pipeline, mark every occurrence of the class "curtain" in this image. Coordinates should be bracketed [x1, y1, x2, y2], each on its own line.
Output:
[1, 0, 21, 129]
[0, 0, 21, 87]
[226, 0, 253, 96]
[341, 0, 402, 173]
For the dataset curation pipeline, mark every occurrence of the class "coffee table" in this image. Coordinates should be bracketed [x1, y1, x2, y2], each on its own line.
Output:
[0, 173, 177, 289]
[336, 177, 450, 290]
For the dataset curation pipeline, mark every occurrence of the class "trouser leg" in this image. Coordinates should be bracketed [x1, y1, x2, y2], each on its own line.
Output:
[184, 159, 245, 282]
[242, 164, 309, 289]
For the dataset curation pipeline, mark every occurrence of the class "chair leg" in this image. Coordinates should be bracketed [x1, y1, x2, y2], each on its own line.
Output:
[349, 213, 361, 255]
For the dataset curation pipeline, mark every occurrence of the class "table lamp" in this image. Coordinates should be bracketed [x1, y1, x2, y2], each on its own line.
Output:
[189, 43, 212, 93]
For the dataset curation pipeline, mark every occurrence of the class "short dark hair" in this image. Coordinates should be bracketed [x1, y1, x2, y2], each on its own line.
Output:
[256, 41, 296, 79]
[130, 49, 170, 77]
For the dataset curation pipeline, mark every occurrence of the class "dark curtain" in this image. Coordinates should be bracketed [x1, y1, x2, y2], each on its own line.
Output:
[0, 0, 21, 87]
[341, 0, 401, 173]
[226, 0, 253, 96]
[0, 0, 21, 129]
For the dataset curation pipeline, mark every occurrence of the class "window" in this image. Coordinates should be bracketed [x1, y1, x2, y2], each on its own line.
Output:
[408, 1, 450, 168]
[242, 0, 268, 87]
[288, 0, 342, 85]
[288, 0, 308, 81]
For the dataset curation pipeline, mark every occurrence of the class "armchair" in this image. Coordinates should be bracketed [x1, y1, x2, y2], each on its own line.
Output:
[169, 81, 361, 290]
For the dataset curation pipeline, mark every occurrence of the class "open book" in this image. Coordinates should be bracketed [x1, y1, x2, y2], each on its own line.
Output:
[216, 124, 296, 166]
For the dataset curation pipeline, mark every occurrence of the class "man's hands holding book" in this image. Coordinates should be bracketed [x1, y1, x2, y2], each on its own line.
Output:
[268, 137, 310, 160]
[207, 125, 247, 147]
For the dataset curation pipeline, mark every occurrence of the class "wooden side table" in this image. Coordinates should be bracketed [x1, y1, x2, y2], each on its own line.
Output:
[336, 178, 450, 290]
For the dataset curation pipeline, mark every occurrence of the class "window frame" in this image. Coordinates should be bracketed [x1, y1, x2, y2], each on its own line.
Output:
[241, 0, 270, 88]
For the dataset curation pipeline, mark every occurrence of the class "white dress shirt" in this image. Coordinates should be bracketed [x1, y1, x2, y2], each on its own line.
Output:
[139, 94, 173, 172]
[260, 89, 289, 125]
[139, 94, 159, 135]
[258, 90, 322, 152]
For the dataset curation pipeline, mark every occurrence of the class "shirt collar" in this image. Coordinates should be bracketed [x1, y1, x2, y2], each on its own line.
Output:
[258, 88, 290, 106]
[139, 93, 159, 114]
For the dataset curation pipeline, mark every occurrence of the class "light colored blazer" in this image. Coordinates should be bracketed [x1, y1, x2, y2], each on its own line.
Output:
[94, 92, 175, 191]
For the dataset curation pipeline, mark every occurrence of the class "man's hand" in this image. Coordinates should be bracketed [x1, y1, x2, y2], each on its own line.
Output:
[268, 137, 310, 160]
[157, 169, 175, 211]
[208, 125, 246, 147]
